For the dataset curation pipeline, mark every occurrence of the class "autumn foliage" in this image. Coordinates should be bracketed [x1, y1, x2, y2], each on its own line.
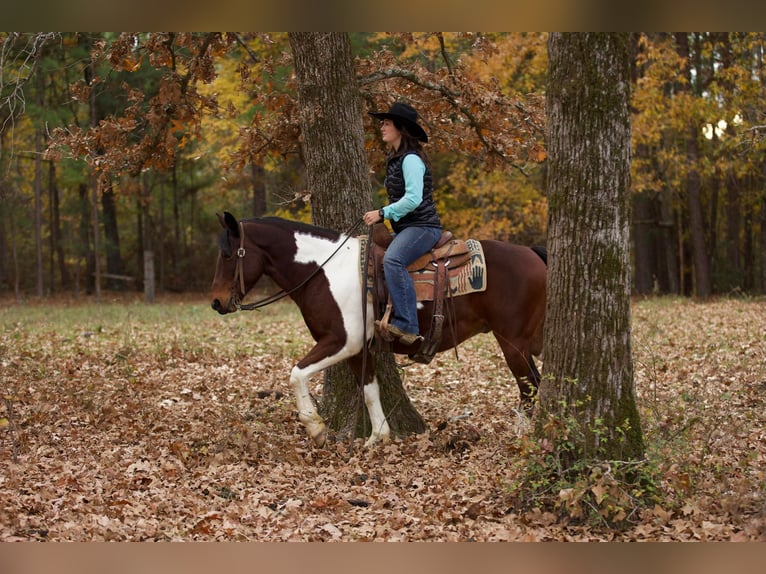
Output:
[2, 32, 766, 297]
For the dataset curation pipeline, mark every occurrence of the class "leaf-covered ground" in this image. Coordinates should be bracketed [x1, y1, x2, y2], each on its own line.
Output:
[1, 294, 765, 541]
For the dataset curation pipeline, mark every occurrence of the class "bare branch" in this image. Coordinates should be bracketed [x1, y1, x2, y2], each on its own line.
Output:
[0, 33, 59, 140]
[436, 32, 455, 78]
[232, 33, 261, 65]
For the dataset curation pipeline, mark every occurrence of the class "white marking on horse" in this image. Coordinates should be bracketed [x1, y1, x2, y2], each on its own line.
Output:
[293, 232, 374, 350]
[363, 379, 391, 446]
[290, 365, 327, 445]
[290, 231, 384, 447]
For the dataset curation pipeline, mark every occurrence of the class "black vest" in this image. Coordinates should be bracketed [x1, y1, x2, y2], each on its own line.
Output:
[385, 151, 441, 233]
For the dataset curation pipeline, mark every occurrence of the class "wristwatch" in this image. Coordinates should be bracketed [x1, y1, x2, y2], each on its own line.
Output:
[378, 208, 385, 220]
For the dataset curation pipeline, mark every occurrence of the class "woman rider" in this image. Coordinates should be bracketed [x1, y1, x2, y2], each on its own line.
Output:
[363, 102, 442, 346]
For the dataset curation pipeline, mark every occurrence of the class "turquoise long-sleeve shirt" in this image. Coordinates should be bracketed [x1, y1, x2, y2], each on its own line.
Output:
[381, 154, 425, 222]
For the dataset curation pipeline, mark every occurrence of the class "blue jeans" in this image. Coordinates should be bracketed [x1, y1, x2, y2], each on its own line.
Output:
[383, 226, 442, 335]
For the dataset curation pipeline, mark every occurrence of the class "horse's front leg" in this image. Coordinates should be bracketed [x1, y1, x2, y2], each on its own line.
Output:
[348, 352, 391, 448]
[289, 365, 328, 447]
[362, 377, 391, 448]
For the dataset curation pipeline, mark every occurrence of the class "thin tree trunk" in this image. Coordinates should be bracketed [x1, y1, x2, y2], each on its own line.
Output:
[158, 178, 165, 294]
[78, 182, 93, 295]
[720, 34, 742, 292]
[0, 188, 6, 291]
[632, 189, 655, 294]
[761, 162, 766, 293]
[172, 165, 180, 283]
[49, 161, 70, 291]
[91, 174, 102, 303]
[34, 124, 44, 298]
[101, 177, 124, 291]
[629, 37, 655, 295]
[725, 172, 742, 290]
[34, 65, 46, 297]
[675, 32, 712, 298]
[142, 172, 155, 303]
[86, 46, 102, 303]
[0, 132, 7, 291]
[659, 184, 680, 294]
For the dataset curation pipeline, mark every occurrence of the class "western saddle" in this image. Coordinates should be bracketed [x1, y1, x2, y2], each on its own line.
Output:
[367, 223, 472, 364]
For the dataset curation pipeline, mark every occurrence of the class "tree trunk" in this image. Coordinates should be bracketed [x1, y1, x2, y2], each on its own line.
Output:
[719, 34, 742, 293]
[629, 37, 655, 295]
[142, 173, 155, 303]
[288, 32, 425, 439]
[77, 182, 93, 295]
[761, 162, 766, 293]
[91, 174, 102, 303]
[34, 124, 44, 298]
[48, 161, 70, 291]
[101, 178, 125, 291]
[724, 172, 742, 290]
[0, 186, 6, 291]
[675, 32, 712, 298]
[34, 62, 45, 296]
[85, 43, 102, 303]
[538, 33, 644, 465]
[0, 132, 7, 291]
[631, 189, 655, 294]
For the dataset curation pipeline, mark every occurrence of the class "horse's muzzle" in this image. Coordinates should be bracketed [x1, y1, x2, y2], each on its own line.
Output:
[211, 298, 236, 314]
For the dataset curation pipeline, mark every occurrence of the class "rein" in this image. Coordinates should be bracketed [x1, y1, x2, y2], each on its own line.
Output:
[233, 218, 366, 311]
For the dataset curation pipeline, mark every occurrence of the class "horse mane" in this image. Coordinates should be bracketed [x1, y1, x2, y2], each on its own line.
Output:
[246, 216, 342, 242]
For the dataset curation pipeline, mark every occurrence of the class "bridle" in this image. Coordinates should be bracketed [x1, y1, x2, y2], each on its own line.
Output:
[230, 218, 367, 311]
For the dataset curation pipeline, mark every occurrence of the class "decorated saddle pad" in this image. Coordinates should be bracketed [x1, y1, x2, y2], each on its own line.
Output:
[359, 237, 487, 302]
[410, 239, 487, 301]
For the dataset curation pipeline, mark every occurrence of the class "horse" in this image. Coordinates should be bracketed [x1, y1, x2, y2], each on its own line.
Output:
[210, 212, 547, 448]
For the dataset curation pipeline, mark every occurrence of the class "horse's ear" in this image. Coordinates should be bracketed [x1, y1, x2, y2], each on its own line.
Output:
[219, 211, 240, 237]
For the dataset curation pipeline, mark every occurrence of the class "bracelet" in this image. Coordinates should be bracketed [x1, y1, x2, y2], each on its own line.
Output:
[378, 208, 385, 220]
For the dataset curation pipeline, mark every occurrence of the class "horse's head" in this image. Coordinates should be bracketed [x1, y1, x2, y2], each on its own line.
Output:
[210, 212, 264, 314]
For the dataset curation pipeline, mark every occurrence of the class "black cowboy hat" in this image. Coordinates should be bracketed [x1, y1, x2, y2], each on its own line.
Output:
[369, 101, 428, 143]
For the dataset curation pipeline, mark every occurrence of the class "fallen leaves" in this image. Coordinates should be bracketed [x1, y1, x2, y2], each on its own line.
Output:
[0, 294, 765, 540]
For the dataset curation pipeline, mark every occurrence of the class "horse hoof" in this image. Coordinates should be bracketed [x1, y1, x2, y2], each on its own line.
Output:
[363, 433, 390, 449]
[311, 428, 328, 448]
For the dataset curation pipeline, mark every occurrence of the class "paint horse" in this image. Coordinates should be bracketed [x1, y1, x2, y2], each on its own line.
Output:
[210, 213, 547, 448]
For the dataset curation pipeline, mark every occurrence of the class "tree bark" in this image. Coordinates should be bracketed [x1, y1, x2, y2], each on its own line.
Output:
[724, 172, 742, 290]
[632, 188, 655, 295]
[101, 178, 125, 291]
[34, 124, 44, 298]
[84, 39, 102, 303]
[288, 32, 425, 439]
[675, 32, 712, 298]
[761, 162, 766, 293]
[141, 173, 155, 303]
[77, 182, 93, 295]
[538, 33, 644, 464]
[48, 161, 70, 291]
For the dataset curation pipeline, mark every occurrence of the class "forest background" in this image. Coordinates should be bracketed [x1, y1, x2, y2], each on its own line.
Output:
[1, 32, 766, 301]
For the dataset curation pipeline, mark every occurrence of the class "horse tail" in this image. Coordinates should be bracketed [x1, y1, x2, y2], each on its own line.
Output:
[530, 245, 547, 266]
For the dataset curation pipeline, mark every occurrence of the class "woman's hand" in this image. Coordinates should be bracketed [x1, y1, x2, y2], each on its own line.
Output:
[363, 209, 383, 226]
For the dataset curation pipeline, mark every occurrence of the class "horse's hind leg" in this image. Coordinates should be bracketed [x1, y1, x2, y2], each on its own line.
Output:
[347, 351, 391, 448]
[493, 334, 541, 409]
[523, 356, 542, 406]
